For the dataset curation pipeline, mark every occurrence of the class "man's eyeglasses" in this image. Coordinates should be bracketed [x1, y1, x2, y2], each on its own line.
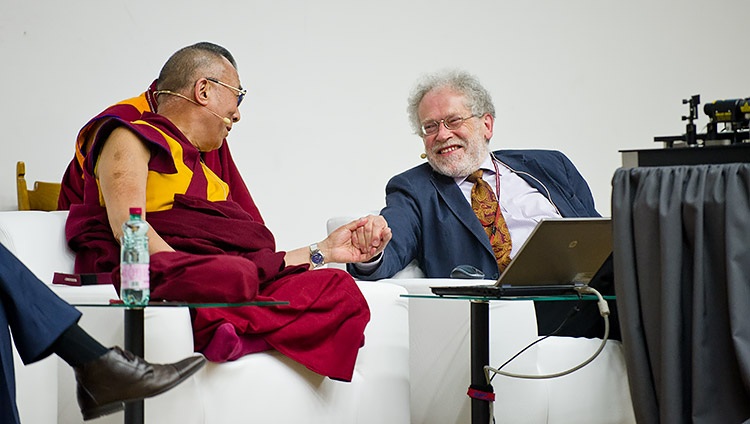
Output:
[206, 77, 247, 106]
[420, 115, 476, 136]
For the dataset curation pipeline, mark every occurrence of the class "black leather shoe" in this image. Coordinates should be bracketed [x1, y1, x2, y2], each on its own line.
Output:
[74, 346, 206, 421]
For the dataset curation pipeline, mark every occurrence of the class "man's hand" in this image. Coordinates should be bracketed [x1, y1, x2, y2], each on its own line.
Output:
[322, 215, 391, 264]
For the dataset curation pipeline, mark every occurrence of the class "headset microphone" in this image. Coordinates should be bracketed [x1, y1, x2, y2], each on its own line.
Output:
[154, 90, 232, 125]
[213, 113, 233, 126]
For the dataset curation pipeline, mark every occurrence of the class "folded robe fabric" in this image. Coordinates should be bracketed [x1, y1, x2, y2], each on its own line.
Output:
[69, 195, 369, 381]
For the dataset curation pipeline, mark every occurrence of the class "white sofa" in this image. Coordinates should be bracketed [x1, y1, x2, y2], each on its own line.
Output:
[5, 210, 635, 424]
[2, 210, 410, 424]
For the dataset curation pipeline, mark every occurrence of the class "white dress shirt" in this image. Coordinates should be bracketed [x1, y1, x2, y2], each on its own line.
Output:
[456, 155, 561, 258]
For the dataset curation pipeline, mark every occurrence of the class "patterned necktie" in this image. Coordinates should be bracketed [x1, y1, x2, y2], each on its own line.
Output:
[466, 170, 513, 272]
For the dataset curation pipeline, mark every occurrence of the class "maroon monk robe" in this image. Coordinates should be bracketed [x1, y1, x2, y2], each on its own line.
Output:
[65, 113, 370, 382]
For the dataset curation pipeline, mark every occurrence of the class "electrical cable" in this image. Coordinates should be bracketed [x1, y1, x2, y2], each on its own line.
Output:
[484, 286, 610, 381]
[489, 296, 582, 383]
[484, 293, 590, 424]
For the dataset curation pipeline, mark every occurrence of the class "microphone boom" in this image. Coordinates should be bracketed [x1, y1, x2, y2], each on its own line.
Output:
[154, 90, 232, 125]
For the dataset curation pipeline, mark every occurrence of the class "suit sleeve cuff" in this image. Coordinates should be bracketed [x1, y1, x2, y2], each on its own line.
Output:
[352, 252, 383, 272]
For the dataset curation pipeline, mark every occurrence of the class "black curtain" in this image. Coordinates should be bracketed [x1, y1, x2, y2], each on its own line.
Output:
[612, 163, 750, 424]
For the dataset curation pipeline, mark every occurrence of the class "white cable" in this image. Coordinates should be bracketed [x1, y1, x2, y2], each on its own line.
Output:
[484, 286, 610, 381]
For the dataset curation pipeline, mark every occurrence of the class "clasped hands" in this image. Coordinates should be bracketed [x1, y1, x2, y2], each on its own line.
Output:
[320, 215, 391, 264]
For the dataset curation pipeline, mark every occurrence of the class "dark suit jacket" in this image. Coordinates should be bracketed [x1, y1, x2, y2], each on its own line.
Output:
[349, 149, 600, 281]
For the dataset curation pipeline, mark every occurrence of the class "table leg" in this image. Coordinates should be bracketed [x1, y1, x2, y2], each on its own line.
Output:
[124, 308, 145, 424]
[470, 300, 490, 424]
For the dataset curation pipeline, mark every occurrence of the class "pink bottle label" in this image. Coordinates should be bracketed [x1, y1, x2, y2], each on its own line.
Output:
[120, 264, 150, 290]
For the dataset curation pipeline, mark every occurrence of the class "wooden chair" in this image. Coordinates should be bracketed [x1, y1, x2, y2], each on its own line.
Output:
[16, 161, 61, 211]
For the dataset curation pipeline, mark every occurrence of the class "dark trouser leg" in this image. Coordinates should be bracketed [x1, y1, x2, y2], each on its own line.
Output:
[0, 300, 21, 424]
[0, 243, 81, 363]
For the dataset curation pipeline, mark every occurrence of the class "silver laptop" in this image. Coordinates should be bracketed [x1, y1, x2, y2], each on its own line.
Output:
[430, 218, 612, 298]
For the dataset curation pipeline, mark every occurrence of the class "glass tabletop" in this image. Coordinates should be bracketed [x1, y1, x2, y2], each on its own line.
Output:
[73, 299, 289, 308]
[401, 294, 615, 301]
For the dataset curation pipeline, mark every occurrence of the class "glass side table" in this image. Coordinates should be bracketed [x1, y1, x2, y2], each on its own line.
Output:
[74, 300, 289, 424]
[400, 294, 613, 424]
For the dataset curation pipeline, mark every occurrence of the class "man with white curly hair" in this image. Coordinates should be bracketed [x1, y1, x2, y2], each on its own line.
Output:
[350, 70, 616, 338]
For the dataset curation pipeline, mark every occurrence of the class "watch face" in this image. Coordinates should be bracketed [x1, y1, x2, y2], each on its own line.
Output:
[311, 252, 325, 266]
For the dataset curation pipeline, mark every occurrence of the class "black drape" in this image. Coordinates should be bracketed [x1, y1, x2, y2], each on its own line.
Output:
[612, 163, 750, 424]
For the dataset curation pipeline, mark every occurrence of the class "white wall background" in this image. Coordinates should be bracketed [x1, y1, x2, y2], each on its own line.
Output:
[1, 0, 748, 251]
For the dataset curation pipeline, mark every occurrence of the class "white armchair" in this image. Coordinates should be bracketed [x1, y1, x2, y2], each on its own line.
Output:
[328, 216, 636, 424]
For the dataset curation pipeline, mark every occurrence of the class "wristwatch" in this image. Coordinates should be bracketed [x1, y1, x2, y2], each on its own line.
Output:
[309, 243, 325, 268]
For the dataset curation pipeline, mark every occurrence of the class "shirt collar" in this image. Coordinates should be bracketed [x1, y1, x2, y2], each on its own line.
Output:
[454, 154, 496, 185]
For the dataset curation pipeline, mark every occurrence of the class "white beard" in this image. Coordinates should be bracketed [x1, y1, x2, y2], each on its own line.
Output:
[426, 133, 490, 178]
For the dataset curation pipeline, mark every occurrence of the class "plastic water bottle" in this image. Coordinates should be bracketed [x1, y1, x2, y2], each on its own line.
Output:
[120, 207, 150, 305]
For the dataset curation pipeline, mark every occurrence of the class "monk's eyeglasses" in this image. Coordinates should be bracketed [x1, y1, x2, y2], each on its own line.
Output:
[206, 77, 246, 106]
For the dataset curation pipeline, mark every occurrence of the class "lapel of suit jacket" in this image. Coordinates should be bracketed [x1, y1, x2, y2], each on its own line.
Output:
[429, 170, 495, 255]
